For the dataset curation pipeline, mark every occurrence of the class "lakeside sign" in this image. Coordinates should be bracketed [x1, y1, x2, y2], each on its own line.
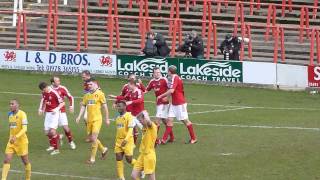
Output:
[117, 55, 243, 83]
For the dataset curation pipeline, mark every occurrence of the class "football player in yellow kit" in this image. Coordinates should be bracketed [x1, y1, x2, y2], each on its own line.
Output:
[114, 100, 137, 180]
[1, 99, 31, 180]
[131, 110, 157, 180]
[76, 78, 110, 164]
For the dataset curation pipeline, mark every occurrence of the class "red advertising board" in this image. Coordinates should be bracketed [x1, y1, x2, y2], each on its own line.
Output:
[308, 65, 320, 87]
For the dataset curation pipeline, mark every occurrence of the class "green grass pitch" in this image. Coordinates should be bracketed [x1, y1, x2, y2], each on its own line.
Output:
[0, 70, 319, 180]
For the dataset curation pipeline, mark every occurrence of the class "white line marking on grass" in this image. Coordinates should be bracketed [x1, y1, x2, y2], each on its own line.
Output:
[219, 153, 233, 156]
[0, 91, 318, 111]
[184, 122, 320, 131]
[188, 107, 251, 115]
[6, 169, 109, 180]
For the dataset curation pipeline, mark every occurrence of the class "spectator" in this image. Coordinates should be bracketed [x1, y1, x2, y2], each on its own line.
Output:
[219, 34, 249, 61]
[142, 32, 158, 57]
[142, 31, 170, 57]
[178, 30, 204, 59]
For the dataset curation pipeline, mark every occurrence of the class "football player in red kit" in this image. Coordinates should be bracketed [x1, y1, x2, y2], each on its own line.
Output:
[157, 65, 197, 144]
[145, 67, 174, 144]
[50, 76, 76, 150]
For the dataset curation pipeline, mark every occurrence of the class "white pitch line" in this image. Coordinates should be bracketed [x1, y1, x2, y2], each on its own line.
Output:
[2, 91, 319, 131]
[185, 122, 320, 131]
[0, 91, 318, 111]
[188, 107, 251, 115]
[5, 169, 109, 180]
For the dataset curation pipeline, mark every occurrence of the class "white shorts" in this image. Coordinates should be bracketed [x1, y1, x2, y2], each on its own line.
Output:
[156, 104, 169, 119]
[132, 116, 143, 129]
[168, 103, 189, 121]
[58, 112, 68, 126]
[44, 112, 59, 131]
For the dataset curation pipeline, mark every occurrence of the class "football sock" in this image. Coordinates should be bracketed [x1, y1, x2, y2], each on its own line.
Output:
[116, 160, 124, 179]
[25, 163, 31, 180]
[90, 141, 98, 161]
[96, 139, 105, 152]
[64, 130, 73, 143]
[162, 126, 172, 141]
[169, 126, 175, 141]
[52, 134, 59, 150]
[187, 124, 196, 140]
[47, 134, 53, 147]
[1, 163, 10, 180]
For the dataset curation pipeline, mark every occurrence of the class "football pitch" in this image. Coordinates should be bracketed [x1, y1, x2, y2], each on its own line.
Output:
[0, 70, 320, 180]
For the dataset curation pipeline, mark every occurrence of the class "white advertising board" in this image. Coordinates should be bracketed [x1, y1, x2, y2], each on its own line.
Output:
[0, 49, 117, 75]
[243, 61, 277, 85]
[276, 64, 308, 88]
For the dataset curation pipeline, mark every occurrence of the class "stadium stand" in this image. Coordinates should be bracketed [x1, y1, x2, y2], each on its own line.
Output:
[0, 0, 319, 65]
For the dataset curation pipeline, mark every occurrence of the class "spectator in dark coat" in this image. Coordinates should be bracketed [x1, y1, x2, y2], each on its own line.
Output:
[141, 32, 170, 57]
[153, 32, 170, 57]
[179, 30, 204, 59]
[219, 34, 249, 60]
[142, 36, 158, 57]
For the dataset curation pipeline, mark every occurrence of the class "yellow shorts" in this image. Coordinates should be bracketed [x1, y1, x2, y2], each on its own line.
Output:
[86, 120, 102, 135]
[134, 151, 156, 174]
[114, 139, 135, 156]
[5, 142, 28, 156]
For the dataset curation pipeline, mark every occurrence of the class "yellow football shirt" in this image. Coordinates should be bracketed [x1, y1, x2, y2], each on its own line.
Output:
[8, 110, 28, 144]
[139, 122, 157, 154]
[115, 112, 134, 140]
[82, 89, 106, 122]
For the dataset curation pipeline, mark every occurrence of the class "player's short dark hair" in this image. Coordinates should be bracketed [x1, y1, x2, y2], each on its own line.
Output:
[153, 67, 160, 72]
[38, 82, 48, 90]
[116, 100, 126, 106]
[82, 70, 91, 76]
[10, 99, 19, 105]
[168, 65, 177, 74]
[85, 77, 96, 83]
[50, 76, 59, 84]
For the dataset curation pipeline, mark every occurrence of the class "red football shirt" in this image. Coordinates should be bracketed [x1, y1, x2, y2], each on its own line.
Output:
[40, 89, 64, 112]
[52, 85, 74, 113]
[168, 74, 186, 105]
[146, 77, 169, 105]
[120, 83, 146, 96]
[117, 88, 144, 116]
